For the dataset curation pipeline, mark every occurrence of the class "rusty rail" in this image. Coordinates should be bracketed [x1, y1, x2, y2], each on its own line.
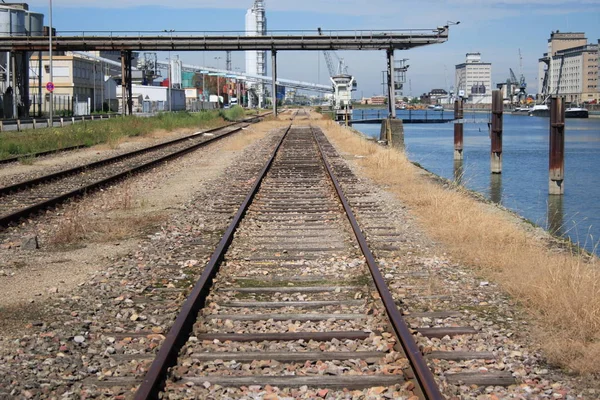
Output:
[135, 115, 444, 399]
[311, 127, 444, 400]
[134, 122, 293, 400]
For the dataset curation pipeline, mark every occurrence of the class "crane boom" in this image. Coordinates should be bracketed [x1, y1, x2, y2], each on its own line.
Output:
[323, 51, 336, 77]
[509, 68, 519, 85]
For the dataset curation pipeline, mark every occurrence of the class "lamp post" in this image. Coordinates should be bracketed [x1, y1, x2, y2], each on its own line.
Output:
[163, 29, 175, 112]
[49, 0, 53, 126]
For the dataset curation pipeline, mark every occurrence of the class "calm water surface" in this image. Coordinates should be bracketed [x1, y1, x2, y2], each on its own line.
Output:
[353, 109, 600, 255]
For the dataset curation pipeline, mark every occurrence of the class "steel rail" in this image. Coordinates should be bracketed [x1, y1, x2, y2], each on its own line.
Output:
[0, 117, 262, 196]
[134, 121, 294, 400]
[0, 145, 87, 165]
[311, 126, 444, 400]
[0, 117, 267, 228]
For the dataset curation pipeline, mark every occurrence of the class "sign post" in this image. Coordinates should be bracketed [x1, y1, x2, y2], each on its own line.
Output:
[46, 82, 54, 93]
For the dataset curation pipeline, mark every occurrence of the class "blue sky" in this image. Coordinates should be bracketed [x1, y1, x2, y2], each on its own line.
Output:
[26, 0, 600, 97]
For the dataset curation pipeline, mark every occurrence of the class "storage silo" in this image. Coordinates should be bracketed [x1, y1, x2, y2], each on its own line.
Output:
[0, 4, 37, 118]
[0, 6, 27, 37]
[26, 12, 44, 36]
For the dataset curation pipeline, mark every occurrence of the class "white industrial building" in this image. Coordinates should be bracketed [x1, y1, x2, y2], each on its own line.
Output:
[245, 0, 267, 108]
[117, 84, 185, 113]
[455, 52, 493, 105]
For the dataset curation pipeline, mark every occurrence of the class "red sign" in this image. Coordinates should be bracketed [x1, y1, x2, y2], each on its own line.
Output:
[46, 82, 55, 92]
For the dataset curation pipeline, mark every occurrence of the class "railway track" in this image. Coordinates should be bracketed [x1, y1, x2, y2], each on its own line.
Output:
[133, 112, 446, 399]
[0, 116, 266, 228]
[0, 145, 88, 165]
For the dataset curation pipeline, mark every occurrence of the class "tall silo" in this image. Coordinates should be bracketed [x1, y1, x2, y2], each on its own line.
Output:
[245, 1, 267, 108]
[0, 4, 42, 118]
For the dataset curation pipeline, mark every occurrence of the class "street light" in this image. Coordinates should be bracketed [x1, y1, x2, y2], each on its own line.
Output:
[214, 56, 222, 70]
[163, 29, 175, 112]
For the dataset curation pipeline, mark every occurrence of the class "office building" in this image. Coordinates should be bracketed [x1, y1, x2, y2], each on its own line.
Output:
[455, 53, 493, 104]
[538, 32, 599, 104]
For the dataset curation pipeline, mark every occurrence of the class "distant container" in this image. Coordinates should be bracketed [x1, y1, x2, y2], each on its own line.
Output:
[185, 88, 198, 99]
[181, 72, 195, 89]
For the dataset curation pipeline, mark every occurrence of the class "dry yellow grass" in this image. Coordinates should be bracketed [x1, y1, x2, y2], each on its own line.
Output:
[50, 184, 164, 246]
[317, 119, 600, 375]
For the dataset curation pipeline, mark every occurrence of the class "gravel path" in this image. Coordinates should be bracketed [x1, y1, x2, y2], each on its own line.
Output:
[0, 113, 596, 399]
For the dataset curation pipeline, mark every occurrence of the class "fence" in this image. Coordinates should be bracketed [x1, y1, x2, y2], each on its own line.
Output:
[186, 100, 218, 112]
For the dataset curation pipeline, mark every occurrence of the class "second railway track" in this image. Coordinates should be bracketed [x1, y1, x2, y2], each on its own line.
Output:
[0, 116, 266, 228]
[135, 114, 446, 399]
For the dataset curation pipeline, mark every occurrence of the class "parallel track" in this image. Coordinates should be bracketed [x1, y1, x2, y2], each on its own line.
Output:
[0, 116, 266, 228]
[134, 111, 445, 399]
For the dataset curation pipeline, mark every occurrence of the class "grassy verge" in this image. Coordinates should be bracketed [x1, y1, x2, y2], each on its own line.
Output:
[0, 111, 222, 160]
[318, 119, 600, 375]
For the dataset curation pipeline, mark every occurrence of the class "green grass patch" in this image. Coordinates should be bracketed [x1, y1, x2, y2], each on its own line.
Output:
[0, 111, 222, 160]
[219, 106, 246, 122]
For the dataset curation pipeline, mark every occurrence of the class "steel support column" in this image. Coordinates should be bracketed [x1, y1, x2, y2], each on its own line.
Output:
[549, 96, 565, 195]
[386, 49, 396, 119]
[11, 54, 17, 119]
[490, 90, 503, 174]
[121, 50, 133, 116]
[271, 50, 277, 117]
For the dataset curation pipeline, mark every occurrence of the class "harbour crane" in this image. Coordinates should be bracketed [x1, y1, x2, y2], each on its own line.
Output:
[317, 27, 356, 122]
[517, 49, 527, 103]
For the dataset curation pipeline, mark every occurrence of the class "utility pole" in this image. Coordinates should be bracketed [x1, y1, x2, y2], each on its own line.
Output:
[49, 0, 53, 126]
[92, 62, 96, 113]
[163, 29, 175, 112]
[168, 61, 172, 112]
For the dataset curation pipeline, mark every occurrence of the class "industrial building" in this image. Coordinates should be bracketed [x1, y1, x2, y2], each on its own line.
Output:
[29, 53, 119, 115]
[538, 32, 599, 104]
[455, 52, 493, 104]
[245, 0, 267, 108]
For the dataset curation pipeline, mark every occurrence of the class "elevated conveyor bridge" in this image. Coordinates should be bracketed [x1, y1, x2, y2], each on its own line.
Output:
[0, 27, 450, 116]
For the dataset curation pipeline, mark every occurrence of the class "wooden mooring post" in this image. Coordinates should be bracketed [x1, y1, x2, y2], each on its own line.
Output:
[454, 99, 464, 160]
[490, 90, 503, 174]
[549, 96, 565, 195]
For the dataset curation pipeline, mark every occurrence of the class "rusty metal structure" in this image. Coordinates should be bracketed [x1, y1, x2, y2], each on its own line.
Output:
[453, 99, 463, 160]
[549, 96, 565, 195]
[490, 90, 503, 174]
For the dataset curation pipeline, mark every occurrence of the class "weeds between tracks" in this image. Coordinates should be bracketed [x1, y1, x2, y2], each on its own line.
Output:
[318, 118, 600, 376]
